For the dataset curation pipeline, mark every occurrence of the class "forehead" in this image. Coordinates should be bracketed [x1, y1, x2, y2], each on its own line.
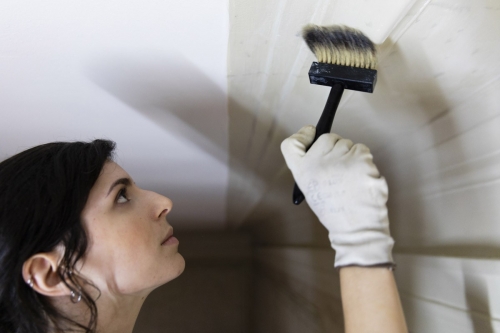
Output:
[92, 161, 130, 193]
[100, 161, 128, 178]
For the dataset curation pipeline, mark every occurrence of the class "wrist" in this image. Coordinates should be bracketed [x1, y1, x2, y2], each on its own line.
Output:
[331, 233, 395, 268]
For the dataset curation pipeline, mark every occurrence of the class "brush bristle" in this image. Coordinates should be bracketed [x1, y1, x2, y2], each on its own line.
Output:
[302, 24, 377, 70]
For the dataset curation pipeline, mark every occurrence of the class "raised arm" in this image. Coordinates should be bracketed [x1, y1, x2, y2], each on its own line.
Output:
[281, 125, 408, 333]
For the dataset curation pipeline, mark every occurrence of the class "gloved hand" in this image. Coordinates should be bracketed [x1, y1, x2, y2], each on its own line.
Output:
[281, 125, 394, 268]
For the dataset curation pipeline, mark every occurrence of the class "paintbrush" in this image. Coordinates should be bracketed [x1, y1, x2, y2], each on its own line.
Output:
[292, 24, 378, 205]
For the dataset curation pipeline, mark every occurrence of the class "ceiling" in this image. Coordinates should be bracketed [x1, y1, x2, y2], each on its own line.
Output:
[0, 0, 229, 229]
[229, 0, 500, 252]
[2, 0, 499, 243]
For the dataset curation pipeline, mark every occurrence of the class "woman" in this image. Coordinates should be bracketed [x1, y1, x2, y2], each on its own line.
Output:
[0, 140, 184, 333]
[0, 126, 407, 333]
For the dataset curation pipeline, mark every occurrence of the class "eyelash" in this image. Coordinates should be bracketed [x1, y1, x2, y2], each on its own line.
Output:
[116, 188, 130, 204]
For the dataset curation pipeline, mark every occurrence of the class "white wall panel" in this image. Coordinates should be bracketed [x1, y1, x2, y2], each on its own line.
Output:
[395, 254, 500, 332]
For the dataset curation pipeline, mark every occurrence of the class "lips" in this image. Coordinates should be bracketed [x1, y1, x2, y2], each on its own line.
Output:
[161, 229, 174, 245]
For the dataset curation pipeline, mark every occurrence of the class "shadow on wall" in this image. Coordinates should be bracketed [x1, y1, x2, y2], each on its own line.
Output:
[463, 271, 494, 333]
[242, 168, 329, 248]
[251, 247, 344, 332]
[85, 52, 290, 228]
[373, 39, 455, 250]
[377, 40, 500, 260]
[374, 40, 496, 331]
[86, 52, 229, 165]
[369, 38, 457, 250]
[241, 152, 344, 331]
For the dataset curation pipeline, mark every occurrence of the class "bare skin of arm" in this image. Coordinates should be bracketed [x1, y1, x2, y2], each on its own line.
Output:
[340, 266, 408, 333]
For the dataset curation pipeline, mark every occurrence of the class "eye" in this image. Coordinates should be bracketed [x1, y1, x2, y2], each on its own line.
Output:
[116, 188, 130, 204]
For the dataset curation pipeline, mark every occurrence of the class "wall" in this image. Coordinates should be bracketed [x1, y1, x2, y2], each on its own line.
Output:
[227, 0, 500, 331]
[134, 231, 253, 333]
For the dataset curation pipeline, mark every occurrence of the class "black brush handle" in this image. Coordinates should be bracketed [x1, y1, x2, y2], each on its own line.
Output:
[293, 83, 344, 205]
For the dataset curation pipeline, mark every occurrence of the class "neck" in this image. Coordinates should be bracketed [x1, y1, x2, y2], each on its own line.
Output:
[52, 290, 149, 333]
[94, 292, 148, 333]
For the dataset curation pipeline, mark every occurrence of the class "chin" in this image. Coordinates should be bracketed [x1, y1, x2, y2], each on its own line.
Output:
[174, 253, 186, 277]
[162, 253, 186, 285]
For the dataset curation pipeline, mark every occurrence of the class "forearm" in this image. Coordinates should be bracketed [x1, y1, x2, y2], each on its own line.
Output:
[281, 128, 406, 331]
[340, 266, 408, 333]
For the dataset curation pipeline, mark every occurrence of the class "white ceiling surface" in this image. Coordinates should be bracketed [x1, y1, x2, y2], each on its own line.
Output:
[228, 0, 500, 251]
[0, 1, 229, 229]
[226, 0, 424, 226]
[2, 0, 499, 240]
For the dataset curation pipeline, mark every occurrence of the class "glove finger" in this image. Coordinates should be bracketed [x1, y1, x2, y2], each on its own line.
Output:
[364, 155, 381, 178]
[281, 125, 316, 170]
[349, 144, 381, 178]
[307, 132, 343, 157]
[350, 143, 370, 155]
[331, 138, 354, 157]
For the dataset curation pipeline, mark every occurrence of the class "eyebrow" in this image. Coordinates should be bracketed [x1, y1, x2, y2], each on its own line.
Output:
[107, 177, 131, 197]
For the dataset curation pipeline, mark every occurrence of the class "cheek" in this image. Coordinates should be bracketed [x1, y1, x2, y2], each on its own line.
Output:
[108, 218, 158, 264]
[116, 216, 154, 248]
[81, 212, 183, 294]
[83, 215, 156, 276]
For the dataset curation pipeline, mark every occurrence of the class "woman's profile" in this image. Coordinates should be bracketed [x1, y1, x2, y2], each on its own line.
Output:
[0, 128, 407, 333]
[0, 139, 185, 333]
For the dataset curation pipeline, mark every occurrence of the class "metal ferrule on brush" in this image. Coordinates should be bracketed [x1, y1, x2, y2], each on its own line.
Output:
[308, 62, 377, 93]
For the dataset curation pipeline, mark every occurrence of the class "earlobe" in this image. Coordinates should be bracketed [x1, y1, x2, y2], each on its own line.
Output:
[22, 249, 70, 297]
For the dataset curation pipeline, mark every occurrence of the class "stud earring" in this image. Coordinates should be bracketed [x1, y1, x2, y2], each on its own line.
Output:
[26, 278, 34, 288]
[70, 290, 82, 303]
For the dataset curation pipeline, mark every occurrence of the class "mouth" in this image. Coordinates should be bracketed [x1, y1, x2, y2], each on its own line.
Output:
[161, 229, 178, 246]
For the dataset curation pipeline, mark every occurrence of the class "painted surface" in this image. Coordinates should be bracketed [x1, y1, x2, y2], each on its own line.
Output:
[226, 0, 420, 226]
[308, 0, 419, 44]
[227, 0, 500, 331]
[0, 0, 229, 229]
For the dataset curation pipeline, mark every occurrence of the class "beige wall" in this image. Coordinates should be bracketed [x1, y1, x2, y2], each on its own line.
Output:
[134, 232, 252, 333]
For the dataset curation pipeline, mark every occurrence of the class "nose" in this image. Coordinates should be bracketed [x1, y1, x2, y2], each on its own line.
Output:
[148, 190, 173, 220]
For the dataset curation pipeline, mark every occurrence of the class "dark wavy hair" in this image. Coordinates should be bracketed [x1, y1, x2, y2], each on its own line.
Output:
[0, 139, 116, 333]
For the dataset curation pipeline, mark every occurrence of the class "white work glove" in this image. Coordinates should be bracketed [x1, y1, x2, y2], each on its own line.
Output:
[281, 125, 394, 268]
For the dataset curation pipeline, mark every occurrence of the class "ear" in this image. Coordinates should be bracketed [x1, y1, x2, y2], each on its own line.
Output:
[22, 246, 70, 297]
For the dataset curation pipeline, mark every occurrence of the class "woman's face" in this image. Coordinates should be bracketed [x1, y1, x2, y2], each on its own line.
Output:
[78, 161, 185, 296]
